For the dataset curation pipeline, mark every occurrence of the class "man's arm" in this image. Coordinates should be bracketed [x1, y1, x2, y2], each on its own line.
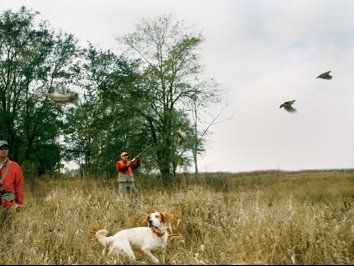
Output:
[131, 158, 141, 169]
[116, 161, 132, 171]
[14, 163, 24, 211]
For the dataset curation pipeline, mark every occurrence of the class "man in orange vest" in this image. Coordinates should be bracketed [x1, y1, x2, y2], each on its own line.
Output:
[0, 140, 24, 219]
[116, 151, 141, 195]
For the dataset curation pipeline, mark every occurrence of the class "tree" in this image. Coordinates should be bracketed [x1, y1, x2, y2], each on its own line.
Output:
[120, 15, 221, 181]
[63, 44, 144, 177]
[0, 7, 81, 175]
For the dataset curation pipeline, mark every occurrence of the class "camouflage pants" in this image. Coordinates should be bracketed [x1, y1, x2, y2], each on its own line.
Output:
[118, 182, 138, 196]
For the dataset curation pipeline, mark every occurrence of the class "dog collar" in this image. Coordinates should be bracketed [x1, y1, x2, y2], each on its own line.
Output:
[151, 227, 165, 237]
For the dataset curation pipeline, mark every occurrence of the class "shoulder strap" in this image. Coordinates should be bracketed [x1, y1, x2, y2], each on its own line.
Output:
[0, 160, 12, 185]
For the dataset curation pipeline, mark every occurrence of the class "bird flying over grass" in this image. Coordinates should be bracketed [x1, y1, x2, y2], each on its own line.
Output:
[316, 71, 332, 80]
[280, 100, 296, 113]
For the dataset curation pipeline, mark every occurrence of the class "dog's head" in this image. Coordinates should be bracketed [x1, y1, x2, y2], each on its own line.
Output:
[146, 212, 174, 229]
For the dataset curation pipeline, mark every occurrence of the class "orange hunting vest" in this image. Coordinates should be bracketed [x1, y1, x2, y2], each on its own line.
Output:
[116, 160, 134, 183]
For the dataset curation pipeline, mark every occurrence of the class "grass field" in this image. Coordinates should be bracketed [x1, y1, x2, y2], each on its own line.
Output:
[0, 170, 353, 264]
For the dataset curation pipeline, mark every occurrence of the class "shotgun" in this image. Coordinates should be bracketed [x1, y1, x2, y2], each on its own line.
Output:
[131, 144, 153, 162]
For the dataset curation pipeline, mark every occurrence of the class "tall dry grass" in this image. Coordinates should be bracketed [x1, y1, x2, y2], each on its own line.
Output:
[0, 170, 353, 264]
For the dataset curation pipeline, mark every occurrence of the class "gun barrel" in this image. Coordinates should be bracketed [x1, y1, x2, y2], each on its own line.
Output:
[132, 144, 153, 161]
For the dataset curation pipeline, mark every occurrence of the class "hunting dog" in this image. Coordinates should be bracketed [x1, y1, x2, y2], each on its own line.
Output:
[96, 212, 174, 264]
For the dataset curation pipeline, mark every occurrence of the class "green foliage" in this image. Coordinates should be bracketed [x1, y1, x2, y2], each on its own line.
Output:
[0, 8, 221, 179]
[119, 15, 220, 181]
[0, 6, 80, 175]
[63, 45, 147, 177]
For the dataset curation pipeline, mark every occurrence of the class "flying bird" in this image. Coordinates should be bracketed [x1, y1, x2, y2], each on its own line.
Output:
[176, 129, 187, 145]
[42, 92, 79, 106]
[316, 71, 332, 80]
[280, 100, 296, 113]
[176, 129, 187, 139]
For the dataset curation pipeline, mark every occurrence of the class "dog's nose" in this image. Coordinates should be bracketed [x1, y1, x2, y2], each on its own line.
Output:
[148, 220, 153, 226]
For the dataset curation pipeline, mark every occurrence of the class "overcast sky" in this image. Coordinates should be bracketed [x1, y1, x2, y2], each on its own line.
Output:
[2, 0, 354, 172]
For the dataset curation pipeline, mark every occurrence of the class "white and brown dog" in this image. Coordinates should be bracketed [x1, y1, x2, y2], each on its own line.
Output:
[96, 212, 174, 264]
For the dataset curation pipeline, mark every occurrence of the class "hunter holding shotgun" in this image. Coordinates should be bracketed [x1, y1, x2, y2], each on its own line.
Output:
[0, 140, 24, 217]
[116, 145, 152, 196]
[116, 150, 142, 196]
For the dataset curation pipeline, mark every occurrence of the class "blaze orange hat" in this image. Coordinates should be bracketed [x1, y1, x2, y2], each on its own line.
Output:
[121, 151, 128, 157]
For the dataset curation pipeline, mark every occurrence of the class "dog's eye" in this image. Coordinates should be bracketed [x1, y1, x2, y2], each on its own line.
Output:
[155, 215, 159, 218]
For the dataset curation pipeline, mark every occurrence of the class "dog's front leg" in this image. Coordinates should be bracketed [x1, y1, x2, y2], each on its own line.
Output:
[141, 248, 159, 264]
[158, 251, 165, 264]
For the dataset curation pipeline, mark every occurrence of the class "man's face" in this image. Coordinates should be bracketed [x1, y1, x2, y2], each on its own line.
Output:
[0, 145, 9, 158]
[122, 154, 129, 162]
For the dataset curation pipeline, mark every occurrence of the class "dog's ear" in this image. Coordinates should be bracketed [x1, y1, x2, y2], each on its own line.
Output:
[161, 212, 174, 222]
[141, 213, 150, 225]
[145, 213, 151, 224]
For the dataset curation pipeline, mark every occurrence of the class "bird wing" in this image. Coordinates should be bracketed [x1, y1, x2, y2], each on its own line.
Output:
[284, 100, 295, 106]
[284, 106, 297, 113]
[316, 71, 331, 79]
[43, 92, 73, 103]
[42, 91, 79, 106]
[176, 129, 187, 139]
[43, 92, 66, 97]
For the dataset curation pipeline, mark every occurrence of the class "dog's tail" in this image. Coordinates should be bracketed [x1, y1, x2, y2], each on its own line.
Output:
[96, 229, 113, 256]
[96, 229, 110, 246]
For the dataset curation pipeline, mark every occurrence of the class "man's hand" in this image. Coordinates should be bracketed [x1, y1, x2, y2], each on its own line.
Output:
[131, 153, 142, 162]
[126, 161, 132, 167]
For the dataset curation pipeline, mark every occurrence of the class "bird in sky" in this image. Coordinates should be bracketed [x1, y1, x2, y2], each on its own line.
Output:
[280, 100, 296, 113]
[42, 92, 79, 106]
[316, 71, 332, 80]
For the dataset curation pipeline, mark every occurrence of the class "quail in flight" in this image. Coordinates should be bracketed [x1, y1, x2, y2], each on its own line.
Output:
[316, 71, 332, 80]
[42, 92, 79, 106]
[280, 100, 296, 113]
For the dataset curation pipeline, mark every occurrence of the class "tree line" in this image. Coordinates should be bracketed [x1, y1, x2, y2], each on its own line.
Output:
[0, 7, 221, 181]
